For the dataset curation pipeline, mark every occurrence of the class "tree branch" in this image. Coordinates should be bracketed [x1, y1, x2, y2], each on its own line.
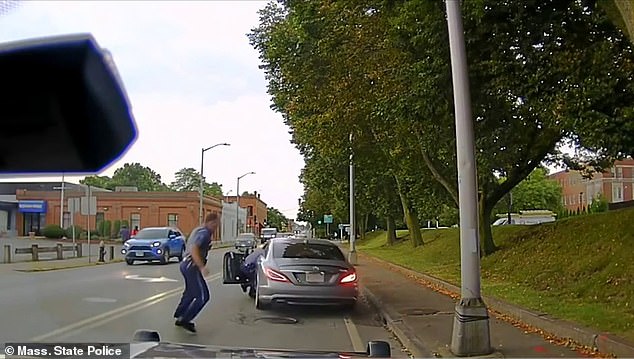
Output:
[418, 141, 459, 206]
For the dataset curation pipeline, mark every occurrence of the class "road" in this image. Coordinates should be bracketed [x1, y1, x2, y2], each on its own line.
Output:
[0, 247, 408, 356]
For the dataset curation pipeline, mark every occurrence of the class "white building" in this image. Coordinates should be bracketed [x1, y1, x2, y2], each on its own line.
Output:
[221, 201, 247, 242]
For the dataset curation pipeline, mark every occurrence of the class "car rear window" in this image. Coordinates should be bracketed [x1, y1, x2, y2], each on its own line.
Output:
[134, 229, 167, 239]
[273, 242, 345, 261]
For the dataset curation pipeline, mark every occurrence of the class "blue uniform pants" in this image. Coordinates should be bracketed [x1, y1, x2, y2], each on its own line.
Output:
[174, 260, 210, 323]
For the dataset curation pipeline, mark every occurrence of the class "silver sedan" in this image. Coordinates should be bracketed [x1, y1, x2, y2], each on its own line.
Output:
[254, 238, 358, 310]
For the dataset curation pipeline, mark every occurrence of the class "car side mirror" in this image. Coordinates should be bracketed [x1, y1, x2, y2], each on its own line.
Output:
[169, 234, 176, 239]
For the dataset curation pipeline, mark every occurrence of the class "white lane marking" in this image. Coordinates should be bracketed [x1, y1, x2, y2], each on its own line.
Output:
[30, 273, 221, 341]
[125, 274, 178, 282]
[344, 315, 366, 353]
[83, 297, 118, 303]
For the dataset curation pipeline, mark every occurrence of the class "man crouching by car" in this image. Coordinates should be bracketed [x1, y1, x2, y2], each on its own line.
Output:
[239, 246, 265, 297]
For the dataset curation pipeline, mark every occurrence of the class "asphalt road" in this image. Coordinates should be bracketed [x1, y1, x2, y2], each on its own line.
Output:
[0, 248, 409, 357]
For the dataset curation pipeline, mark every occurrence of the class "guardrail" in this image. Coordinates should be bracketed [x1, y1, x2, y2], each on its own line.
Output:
[3, 243, 86, 263]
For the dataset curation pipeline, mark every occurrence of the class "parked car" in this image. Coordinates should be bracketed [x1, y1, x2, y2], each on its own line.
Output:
[252, 238, 358, 310]
[121, 227, 186, 265]
[235, 233, 257, 252]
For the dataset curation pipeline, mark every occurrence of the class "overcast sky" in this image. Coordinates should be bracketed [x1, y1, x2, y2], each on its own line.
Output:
[0, 1, 306, 219]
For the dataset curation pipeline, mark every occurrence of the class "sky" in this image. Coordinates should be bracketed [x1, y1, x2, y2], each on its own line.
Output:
[0, 1, 306, 220]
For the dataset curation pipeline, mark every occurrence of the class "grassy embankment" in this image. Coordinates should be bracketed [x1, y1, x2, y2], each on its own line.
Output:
[357, 208, 634, 341]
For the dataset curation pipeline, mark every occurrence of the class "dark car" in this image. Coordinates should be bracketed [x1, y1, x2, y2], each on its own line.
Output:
[122, 227, 186, 265]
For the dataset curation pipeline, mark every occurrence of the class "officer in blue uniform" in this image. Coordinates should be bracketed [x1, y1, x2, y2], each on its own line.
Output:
[173, 212, 219, 333]
[239, 246, 266, 297]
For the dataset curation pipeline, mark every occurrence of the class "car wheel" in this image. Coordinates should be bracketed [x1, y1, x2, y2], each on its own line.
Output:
[125, 258, 134, 265]
[177, 246, 185, 262]
[160, 249, 170, 265]
[254, 284, 270, 310]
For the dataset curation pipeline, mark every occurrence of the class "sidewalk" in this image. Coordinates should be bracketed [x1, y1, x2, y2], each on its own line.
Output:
[348, 249, 632, 358]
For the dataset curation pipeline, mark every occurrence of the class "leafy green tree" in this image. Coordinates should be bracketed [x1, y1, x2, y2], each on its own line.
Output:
[495, 167, 564, 216]
[170, 167, 222, 196]
[80, 175, 114, 190]
[266, 207, 288, 230]
[81, 163, 170, 192]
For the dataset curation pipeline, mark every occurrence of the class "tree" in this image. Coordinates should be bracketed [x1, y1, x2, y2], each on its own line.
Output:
[494, 167, 564, 216]
[170, 168, 222, 197]
[266, 207, 288, 230]
[110, 163, 168, 191]
[80, 175, 114, 190]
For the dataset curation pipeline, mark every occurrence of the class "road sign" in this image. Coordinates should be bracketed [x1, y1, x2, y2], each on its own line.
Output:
[324, 214, 333, 224]
[68, 198, 81, 213]
[339, 223, 350, 230]
[80, 196, 97, 215]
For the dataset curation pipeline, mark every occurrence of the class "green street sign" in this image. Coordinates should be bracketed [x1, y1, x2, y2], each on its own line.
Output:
[323, 214, 333, 224]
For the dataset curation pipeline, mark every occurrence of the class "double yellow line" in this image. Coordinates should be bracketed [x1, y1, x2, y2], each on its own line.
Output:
[30, 273, 222, 342]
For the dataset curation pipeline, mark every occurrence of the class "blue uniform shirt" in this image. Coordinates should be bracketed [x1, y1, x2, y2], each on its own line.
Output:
[242, 248, 265, 273]
[186, 226, 212, 265]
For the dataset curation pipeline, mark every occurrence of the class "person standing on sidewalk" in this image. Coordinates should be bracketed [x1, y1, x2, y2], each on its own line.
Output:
[173, 213, 219, 333]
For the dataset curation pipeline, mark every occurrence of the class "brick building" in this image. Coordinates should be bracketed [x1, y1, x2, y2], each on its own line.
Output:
[549, 158, 634, 211]
[12, 186, 223, 239]
[224, 191, 267, 236]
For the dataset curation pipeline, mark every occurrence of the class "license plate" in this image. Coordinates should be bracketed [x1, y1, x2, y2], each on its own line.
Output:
[306, 272, 324, 283]
[135, 251, 144, 257]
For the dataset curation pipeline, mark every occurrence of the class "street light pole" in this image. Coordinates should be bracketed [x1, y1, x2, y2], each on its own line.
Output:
[199, 143, 230, 225]
[60, 173, 65, 227]
[445, 0, 492, 356]
[348, 133, 357, 265]
[236, 171, 255, 238]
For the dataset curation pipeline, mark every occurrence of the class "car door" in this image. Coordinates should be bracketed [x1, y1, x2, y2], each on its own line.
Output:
[167, 229, 178, 253]
[223, 251, 248, 284]
[175, 229, 185, 253]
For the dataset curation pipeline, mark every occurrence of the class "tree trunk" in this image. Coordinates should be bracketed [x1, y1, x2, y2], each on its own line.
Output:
[386, 215, 396, 245]
[478, 195, 497, 255]
[398, 189, 424, 247]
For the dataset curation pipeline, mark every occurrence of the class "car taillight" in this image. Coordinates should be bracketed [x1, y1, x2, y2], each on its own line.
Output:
[264, 267, 288, 282]
[339, 270, 357, 284]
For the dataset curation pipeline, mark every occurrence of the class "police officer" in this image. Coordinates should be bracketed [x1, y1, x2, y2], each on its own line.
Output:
[173, 213, 219, 333]
[239, 246, 266, 297]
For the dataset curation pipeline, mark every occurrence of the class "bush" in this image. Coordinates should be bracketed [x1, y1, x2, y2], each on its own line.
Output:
[96, 221, 105, 236]
[103, 220, 112, 238]
[112, 220, 121, 239]
[42, 224, 66, 239]
[65, 225, 83, 239]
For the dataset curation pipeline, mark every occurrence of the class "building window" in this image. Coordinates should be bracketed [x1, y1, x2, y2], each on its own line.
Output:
[247, 206, 253, 217]
[617, 167, 623, 178]
[63, 212, 71, 229]
[96, 212, 105, 224]
[130, 213, 141, 229]
[168, 213, 178, 227]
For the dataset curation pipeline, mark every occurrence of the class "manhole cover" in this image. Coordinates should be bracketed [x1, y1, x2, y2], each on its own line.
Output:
[254, 316, 298, 324]
[83, 297, 117, 303]
[402, 308, 438, 316]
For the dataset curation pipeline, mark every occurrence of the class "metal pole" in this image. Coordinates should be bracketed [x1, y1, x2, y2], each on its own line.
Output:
[199, 148, 205, 226]
[445, 0, 492, 356]
[60, 173, 65, 227]
[236, 178, 240, 237]
[507, 191, 513, 224]
[348, 133, 357, 264]
[87, 185, 92, 263]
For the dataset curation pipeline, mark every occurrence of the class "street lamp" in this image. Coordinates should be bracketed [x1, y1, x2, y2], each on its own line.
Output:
[348, 132, 357, 264]
[236, 171, 255, 237]
[199, 143, 230, 225]
[446, 0, 492, 356]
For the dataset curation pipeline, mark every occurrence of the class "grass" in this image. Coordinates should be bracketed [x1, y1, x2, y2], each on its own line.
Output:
[357, 208, 634, 342]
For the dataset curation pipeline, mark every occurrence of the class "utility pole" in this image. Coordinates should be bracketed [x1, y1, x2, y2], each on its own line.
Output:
[348, 133, 357, 265]
[446, 0, 492, 356]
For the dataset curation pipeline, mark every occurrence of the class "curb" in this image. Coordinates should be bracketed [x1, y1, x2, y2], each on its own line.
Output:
[360, 252, 634, 358]
[13, 259, 124, 272]
[361, 285, 433, 358]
